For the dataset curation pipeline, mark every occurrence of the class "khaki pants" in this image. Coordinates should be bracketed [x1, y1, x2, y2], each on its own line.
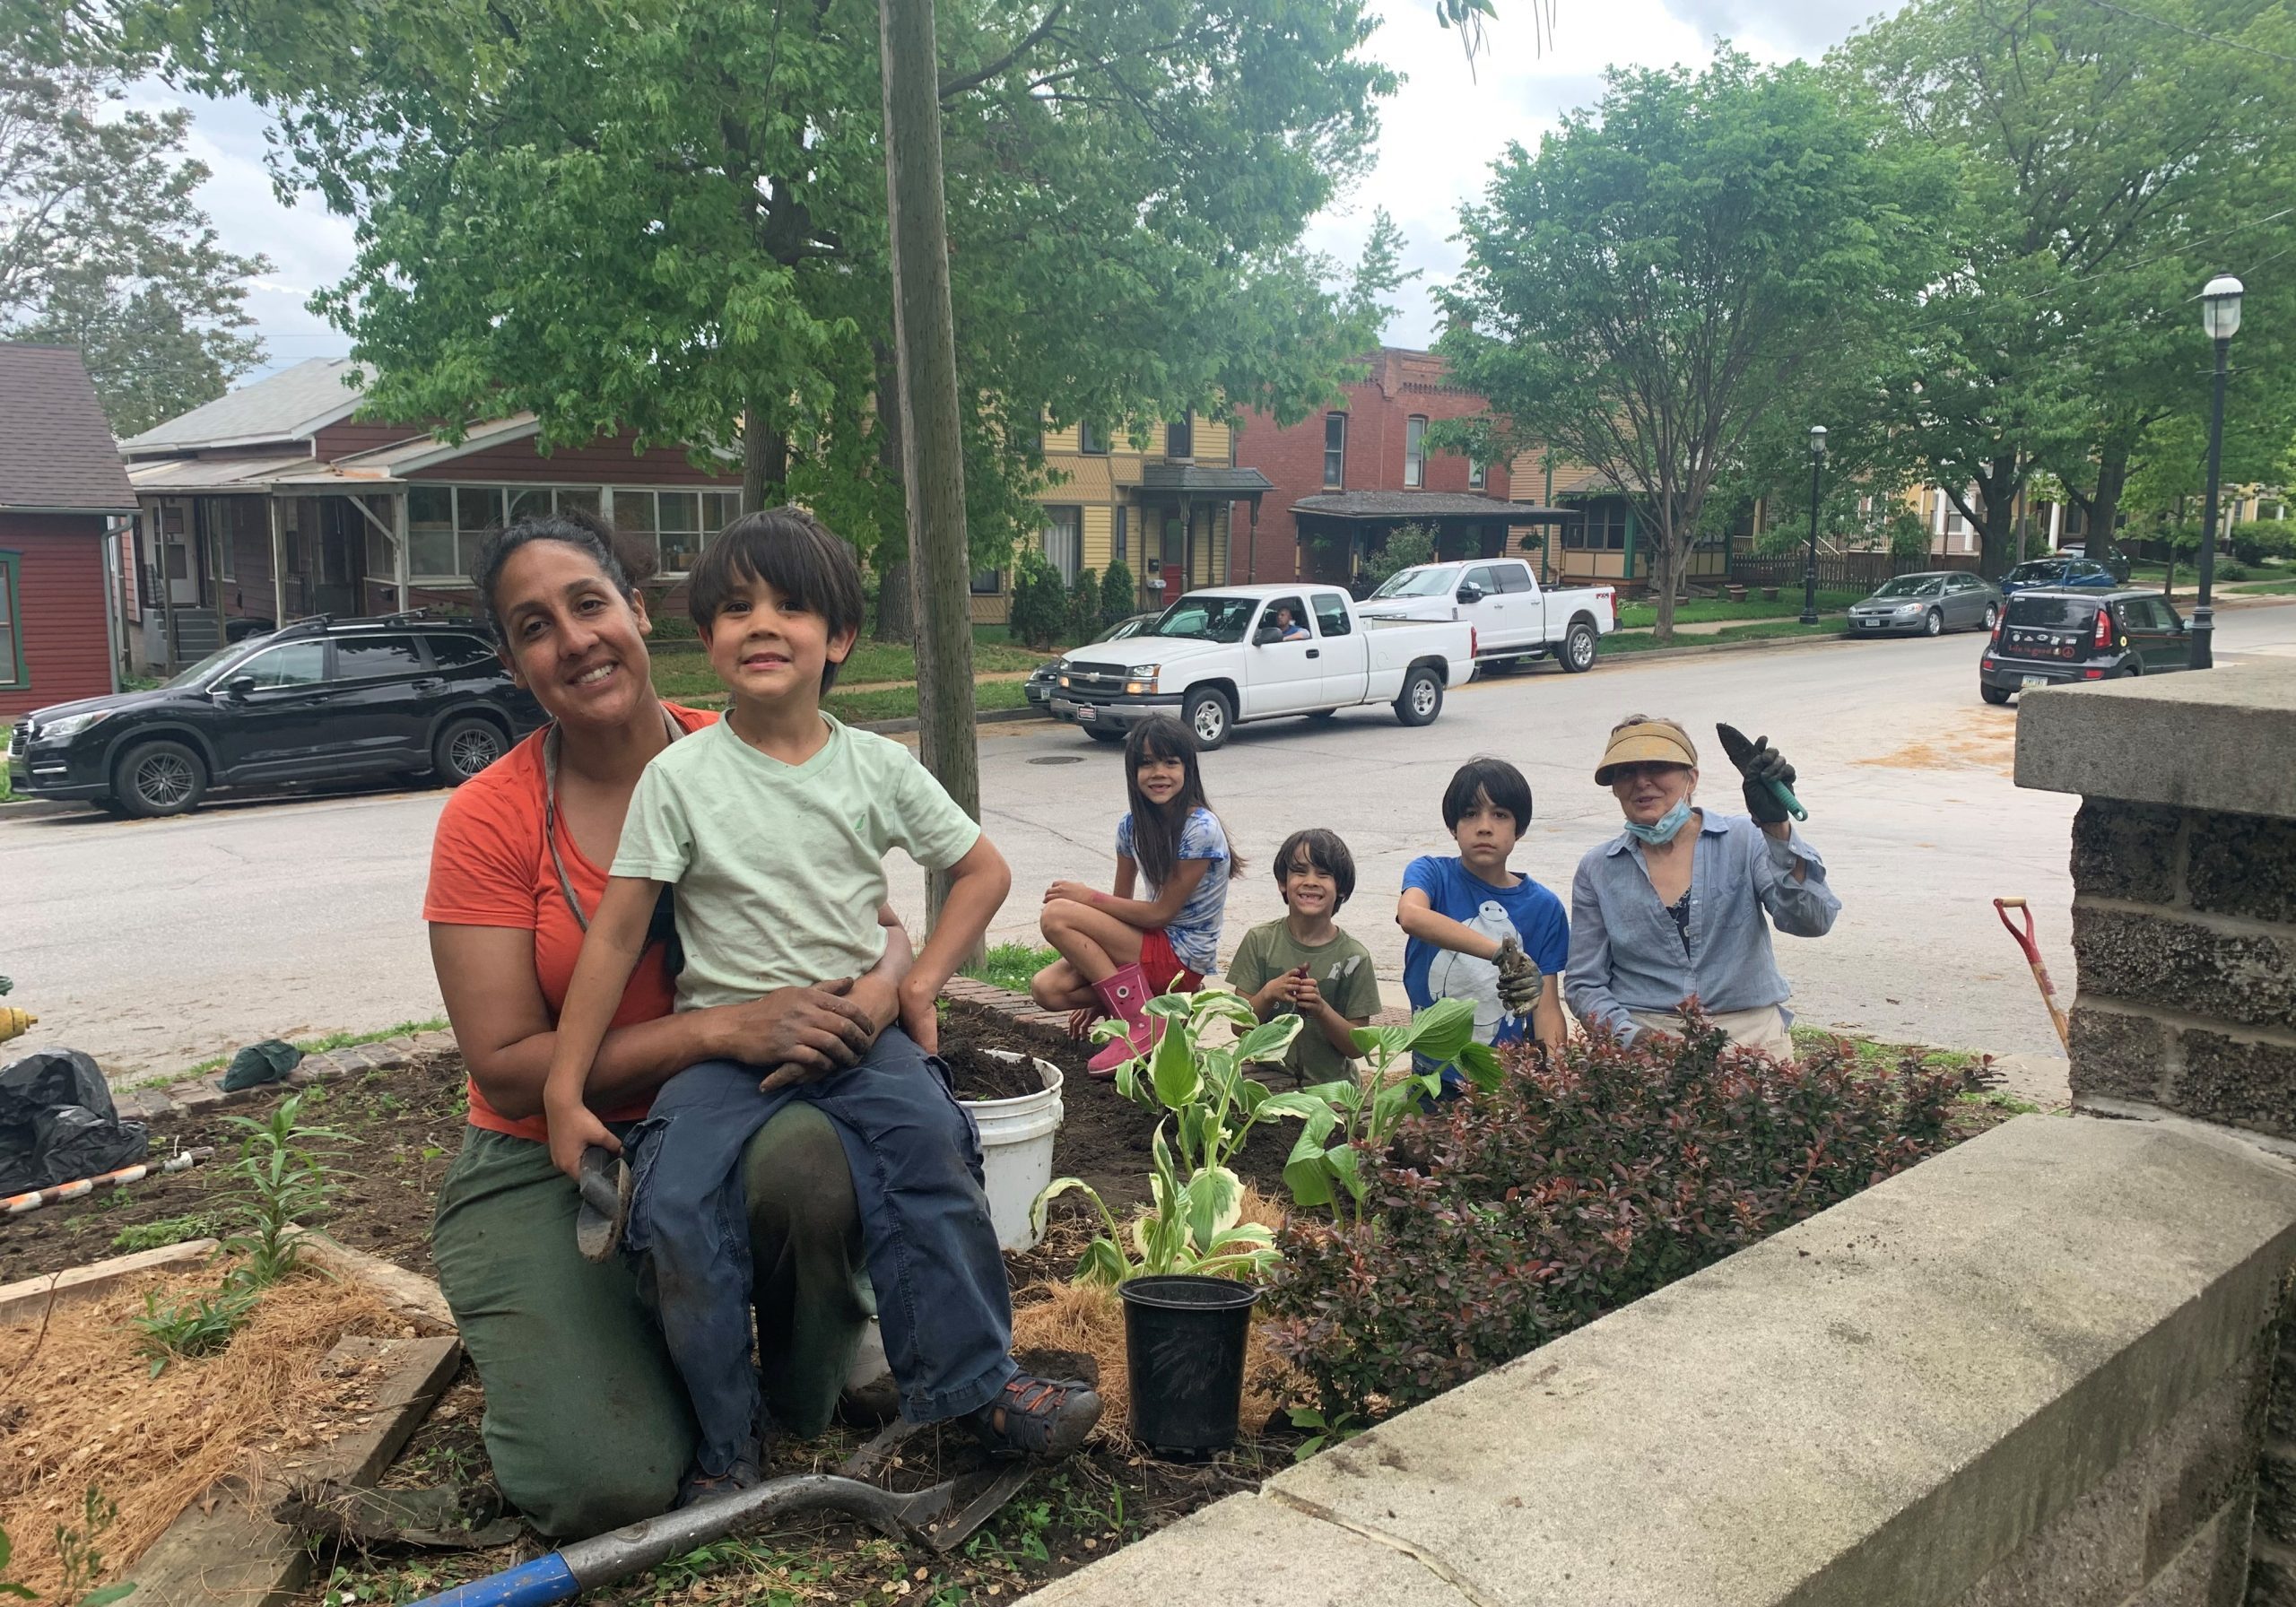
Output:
[1627, 1005, 1796, 1062]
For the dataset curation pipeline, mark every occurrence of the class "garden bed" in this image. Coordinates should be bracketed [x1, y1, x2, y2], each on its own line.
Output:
[1, 999, 2022, 1607]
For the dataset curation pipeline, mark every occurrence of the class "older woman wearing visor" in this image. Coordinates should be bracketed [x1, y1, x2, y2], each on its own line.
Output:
[1564, 716, 1839, 1058]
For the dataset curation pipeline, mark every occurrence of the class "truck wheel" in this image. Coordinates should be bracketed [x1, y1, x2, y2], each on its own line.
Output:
[1980, 684, 2011, 705]
[113, 740, 207, 819]
[1561, 621, 1598, 673]
[1395, 666, 1444, 727]
[1184, 688, 1233, 750]
[434, 717, 508, 785]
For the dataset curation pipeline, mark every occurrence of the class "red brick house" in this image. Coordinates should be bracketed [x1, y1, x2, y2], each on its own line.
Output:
[0, 345, 137, 719]
[1230, 347, 1574, 586]
[117, 359, 744, 671]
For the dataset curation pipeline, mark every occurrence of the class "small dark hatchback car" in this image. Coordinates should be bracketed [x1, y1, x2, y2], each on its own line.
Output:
[1979, 588, 2192, 705]
[8, 612, 543, 817]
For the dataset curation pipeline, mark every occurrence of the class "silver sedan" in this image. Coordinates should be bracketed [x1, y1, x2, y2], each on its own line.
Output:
[1845, 571, 2004, 637]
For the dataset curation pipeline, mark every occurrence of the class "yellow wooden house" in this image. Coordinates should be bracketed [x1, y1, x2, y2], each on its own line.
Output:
[973, 413, 1274, 624]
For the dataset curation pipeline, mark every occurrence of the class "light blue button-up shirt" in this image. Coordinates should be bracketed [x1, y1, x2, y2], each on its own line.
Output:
[1565, 810, 1840, 1042]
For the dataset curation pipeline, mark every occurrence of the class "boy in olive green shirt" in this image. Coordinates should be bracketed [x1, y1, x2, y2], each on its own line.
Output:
[1231, 829, 1382, 1083]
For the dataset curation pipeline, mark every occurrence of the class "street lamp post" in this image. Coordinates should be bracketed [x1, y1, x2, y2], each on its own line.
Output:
[1800, 425, 1827, 626]
[2193, 274, 2243, 672]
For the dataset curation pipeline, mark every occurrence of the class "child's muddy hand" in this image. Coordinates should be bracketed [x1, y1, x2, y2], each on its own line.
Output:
[1495, 938, 1543, 1013]
[546, 1099, 618, 1181]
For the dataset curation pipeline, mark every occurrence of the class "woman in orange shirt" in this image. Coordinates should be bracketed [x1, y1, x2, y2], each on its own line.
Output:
[425, 509, 918, 1537]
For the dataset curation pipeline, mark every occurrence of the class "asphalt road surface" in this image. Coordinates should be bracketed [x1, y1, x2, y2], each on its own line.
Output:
[14, 602, 2296, 1083]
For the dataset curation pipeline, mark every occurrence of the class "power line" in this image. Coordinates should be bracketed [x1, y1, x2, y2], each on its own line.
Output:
[2074, 0, 2296, 68]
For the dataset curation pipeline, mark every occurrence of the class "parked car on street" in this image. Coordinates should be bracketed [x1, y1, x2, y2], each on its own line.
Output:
[1023, 612, 1159, 709]
[1979, 588, 2191, 704]
[1354, 558, 1617, 673]
[1048, 585, 1474, 748]
[2000, 556, 2121, 595]
[1846, 571, 2004, 637]
[7, 612, 543, 818]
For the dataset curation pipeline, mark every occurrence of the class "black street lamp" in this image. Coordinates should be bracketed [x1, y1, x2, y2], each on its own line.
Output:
[1800, 425, 1827, 626]
[2193, 274, 2243, 671]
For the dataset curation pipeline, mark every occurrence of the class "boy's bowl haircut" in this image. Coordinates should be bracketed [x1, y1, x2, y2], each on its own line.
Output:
[1440, 757, 1535, 832]
[686, 508, 868, 692]
[1274, 827, 1356, 908]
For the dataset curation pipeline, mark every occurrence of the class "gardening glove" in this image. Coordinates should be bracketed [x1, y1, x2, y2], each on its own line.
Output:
[1734, 734, 1797, 825]
[1495, 937, 1543, 1015]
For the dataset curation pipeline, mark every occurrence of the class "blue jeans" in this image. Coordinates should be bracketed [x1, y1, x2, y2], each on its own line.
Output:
[623, 1028, 1016, 1478]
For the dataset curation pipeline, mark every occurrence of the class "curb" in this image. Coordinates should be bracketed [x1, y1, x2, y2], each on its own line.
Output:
[114, 1029, 461, 1124]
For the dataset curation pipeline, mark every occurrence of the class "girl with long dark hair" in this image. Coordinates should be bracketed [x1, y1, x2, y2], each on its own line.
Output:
[1030, 715, 1239, 1078]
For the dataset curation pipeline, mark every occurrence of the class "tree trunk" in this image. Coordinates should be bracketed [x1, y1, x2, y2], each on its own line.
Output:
[872, 341, 916, 641]
[879, 0, 980, 941]
[744, 417, 788, 514]
[2085, 448, 2130, 569]
[1648, 507, 1680, 643]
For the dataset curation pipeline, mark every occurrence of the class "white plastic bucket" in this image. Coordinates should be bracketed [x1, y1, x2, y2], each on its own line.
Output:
[961, 1048, 1065, 1252]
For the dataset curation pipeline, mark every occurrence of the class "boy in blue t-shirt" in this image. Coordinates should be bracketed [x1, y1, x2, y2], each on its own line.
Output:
[1397, 757, 1569, 1081]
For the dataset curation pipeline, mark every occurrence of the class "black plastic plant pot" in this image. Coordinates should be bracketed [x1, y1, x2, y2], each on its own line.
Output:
[1118, 1273, 1261, 1455]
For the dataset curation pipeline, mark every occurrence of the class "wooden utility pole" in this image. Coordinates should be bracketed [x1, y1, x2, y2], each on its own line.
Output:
[878, 0, 981, 931]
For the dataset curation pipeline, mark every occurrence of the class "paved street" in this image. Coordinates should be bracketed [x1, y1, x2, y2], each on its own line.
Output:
[13, 601, 2296, 1083]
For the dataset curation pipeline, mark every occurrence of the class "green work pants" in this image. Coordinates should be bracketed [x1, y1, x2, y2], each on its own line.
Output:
[431, 1104, 870, 1539]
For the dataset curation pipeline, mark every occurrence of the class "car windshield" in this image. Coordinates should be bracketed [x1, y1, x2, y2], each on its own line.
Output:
[1368, 566, 1459, 599]
[1871, 577, 1943, 599]
[1147, 595, 1260, 644]
[161, 641, 257, 691]
[2006, 595, 2099, 630]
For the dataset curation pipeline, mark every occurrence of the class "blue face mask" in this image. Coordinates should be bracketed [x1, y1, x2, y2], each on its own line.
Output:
[1622, 797, 1693, 846]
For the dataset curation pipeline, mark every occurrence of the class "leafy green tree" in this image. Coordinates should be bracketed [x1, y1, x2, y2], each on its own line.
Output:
[1438, 52, 1942, 638]
[122, 0, 1400, 573]
[1846, 0, 2296, 576]
[1007, 548, 1067, 651]
[0, 40, 267, 433]
[1067, 565, 1101, 644]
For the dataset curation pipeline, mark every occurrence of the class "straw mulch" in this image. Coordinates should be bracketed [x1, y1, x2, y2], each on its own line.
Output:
[0, 1263, 399, 1599]
[1012, 1186, 1306, 1439]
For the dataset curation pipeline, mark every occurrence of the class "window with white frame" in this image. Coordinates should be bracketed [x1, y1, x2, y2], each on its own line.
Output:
[1323, 413, 1345, 487]
[1405, 416, 1428, 488]
[1041, 506, 1083, 585]
[612, 487, 739, 574]
[1467, 456, 1485, 491]
[0, 552, 21, 690]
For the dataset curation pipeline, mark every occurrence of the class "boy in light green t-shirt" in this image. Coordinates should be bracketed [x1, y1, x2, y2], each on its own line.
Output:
[1230, 828, 1382, 1084]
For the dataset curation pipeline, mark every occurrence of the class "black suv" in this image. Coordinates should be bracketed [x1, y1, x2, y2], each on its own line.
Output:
[8, 612, 543, 817]
[1979, 588, 2191, 705]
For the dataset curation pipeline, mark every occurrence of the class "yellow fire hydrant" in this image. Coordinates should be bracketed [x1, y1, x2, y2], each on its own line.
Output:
[0, 1006, 36, 1046]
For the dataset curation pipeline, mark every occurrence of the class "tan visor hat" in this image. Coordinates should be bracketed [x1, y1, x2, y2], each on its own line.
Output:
[1596, 717, 1700, 786]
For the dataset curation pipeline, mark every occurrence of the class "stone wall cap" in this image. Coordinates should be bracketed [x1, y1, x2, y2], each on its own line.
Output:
[2014, 659, 2296, 816]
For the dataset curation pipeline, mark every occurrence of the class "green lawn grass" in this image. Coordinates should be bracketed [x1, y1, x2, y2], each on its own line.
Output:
[1616, 589, 1862, 629]
[822, 678, 1034, 725]
[1605, 615, 1851, 655]
[960, 942, 1057, 995]
[2233, 578, 2296, 595]
[155, 1016, 451, 1085]
[649, 638, 1047, 701]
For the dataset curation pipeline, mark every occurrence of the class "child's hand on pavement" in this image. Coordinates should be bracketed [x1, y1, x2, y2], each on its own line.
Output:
[1044, 881, 1099, 908]
[546, 1096, 618, 1181]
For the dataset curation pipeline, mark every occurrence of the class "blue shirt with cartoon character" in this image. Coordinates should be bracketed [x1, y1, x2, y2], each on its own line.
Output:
[1401, 854, 1570, 1080]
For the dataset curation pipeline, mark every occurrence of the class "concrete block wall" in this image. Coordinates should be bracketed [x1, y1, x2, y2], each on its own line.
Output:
[2063, 799, 2296, 1139]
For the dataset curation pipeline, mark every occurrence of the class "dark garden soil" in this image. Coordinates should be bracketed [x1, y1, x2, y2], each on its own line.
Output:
[0, 1052, 471, 1286]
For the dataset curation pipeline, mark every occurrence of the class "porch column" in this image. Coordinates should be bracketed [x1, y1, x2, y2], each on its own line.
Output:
[395, 491, 411, 612]
[151, 504, 177, 673]
[269, 498, 287, 626]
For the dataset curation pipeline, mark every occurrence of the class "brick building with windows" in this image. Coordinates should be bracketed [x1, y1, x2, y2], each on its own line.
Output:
[1231, 347, 1550, 586]
[117, 359, 744, 672]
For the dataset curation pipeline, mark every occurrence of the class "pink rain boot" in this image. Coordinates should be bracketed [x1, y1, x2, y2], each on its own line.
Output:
[1086, 963, 1157, 1079]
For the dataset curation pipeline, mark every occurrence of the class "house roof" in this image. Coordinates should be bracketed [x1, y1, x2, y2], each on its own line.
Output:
[0, 344, 138, 514]
[1139, 464, 1274, 497]
[117, 357, 366, 456]
[126, 454, 346, 492]
[1291, 491, 1573, 521]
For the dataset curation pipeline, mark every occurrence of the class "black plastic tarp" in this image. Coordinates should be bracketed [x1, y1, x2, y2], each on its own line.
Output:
[0, 1048, 148, 1194]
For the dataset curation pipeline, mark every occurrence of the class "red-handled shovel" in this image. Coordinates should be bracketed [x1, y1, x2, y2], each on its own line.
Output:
[1994, 897, 2071, 1053]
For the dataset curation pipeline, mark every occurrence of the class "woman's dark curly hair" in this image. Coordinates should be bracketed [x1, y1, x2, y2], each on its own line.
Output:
[467, 508, 659, 647]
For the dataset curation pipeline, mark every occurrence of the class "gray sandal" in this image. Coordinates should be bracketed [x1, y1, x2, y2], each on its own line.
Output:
[574, 1144, 631, 1264]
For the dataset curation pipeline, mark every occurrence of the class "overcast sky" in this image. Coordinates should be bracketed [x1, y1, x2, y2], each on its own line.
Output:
[137, 0, 1905, 378]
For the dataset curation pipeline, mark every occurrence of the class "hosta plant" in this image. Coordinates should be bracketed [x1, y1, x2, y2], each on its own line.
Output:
[1034, 987, 1329, 1284]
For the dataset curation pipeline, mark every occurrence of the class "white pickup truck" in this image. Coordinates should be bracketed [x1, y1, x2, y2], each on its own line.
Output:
[1048, 584, 1475, 749]
[1354, 557, 1618, 674]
